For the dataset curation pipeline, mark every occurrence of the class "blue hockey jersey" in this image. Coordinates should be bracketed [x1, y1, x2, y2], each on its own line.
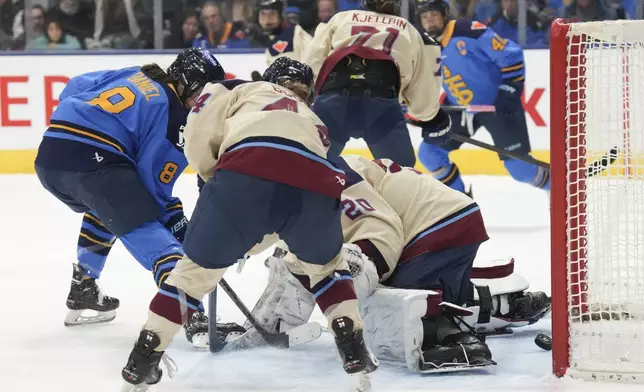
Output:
[439, 19, 525, 105]
[38, 66, 190, 211]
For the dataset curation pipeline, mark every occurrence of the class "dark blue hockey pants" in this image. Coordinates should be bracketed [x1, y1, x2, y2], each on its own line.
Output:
[313, 92, 416, 168]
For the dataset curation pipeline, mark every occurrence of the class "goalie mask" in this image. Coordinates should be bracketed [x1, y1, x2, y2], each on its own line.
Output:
[168, 48, 226, 104]
[262, 57, 315, 105]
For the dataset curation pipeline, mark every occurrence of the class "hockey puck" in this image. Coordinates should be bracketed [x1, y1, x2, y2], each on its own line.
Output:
[535, 333, 552, 351]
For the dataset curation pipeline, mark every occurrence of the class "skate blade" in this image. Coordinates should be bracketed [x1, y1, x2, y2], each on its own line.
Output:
[119, 381, 151, 392]
[351, 372, 372, 392]
[64, 309, 116, 327]
[419, 359, 496, 373]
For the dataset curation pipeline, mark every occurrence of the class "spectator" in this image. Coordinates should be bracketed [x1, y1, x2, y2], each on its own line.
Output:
[192, 1, 250, 49]
[47, 0, 95, 48]
[166, 10, 200, 48]
[488, 0, 547, 44]
[563, 0, 609, 21]
[13, 4, 47, 50]
[27, 17, 82, 49]
[453, 0, 479, 18]
[231, 0, 253, 22]
[88, 0, 152, 49]
[0, 0, 20, 49]
[317, 0, 336, 23]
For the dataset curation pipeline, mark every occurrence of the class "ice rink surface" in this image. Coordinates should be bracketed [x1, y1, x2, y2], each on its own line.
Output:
[1, 173, 642, 392]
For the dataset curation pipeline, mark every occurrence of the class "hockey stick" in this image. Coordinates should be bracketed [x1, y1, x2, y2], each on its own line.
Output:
[208, 277, 322, 353]
[207, 288, 226, 353]
[407, 106, 619, 177]
[448, 133, 550, 169]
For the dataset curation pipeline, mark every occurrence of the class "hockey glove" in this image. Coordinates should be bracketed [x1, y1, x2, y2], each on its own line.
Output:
[495, 81, 524, 116]
[409, 108, 452, 146]
[163, 207, 189, 244]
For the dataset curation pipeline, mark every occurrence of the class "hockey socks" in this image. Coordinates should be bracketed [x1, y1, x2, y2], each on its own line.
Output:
[418, 141, 466, 193]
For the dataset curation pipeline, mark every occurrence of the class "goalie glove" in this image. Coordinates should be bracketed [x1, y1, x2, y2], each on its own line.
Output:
[342, 244, 379, 300]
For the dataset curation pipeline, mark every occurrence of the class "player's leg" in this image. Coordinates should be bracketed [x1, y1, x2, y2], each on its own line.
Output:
[34, 165, 122, 326]
[417, 110, 474, 193]
[67, 165, 184, 289]
[121, 170, 290, 388]
[277, 187, 378, 377]
[311, 92, 352, 158]
[363, 97, 416, 168]
[76, 211, 116, 279]
[478, 111, 550, 190]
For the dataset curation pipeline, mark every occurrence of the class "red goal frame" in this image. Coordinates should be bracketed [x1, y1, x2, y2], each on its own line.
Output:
[550, 18, 589, 378]
[550, 18, 636, 378]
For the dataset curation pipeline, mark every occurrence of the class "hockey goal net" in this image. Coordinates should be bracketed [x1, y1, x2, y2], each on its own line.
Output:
[551, 18, 644, 381]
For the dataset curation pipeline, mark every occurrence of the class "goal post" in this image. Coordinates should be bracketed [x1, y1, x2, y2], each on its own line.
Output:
[550, 18, 644, 381]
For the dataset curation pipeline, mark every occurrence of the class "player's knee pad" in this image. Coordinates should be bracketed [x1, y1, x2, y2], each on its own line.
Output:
[418, 142, 466, 193]
[503, 159, 550, 190]
[246, 249, 316, 340]
[459, 257, 550, 334]
[361, 287, 473, 373]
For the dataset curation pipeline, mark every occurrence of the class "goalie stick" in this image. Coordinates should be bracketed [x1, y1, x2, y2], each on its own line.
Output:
[406, 106, 619, 178]
[207, 277, 322, 353]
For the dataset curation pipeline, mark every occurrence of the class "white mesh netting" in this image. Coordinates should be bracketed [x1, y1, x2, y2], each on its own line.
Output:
[565, 20, 644, 380]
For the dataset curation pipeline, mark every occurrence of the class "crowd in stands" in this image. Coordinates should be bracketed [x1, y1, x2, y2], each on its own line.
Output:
[0, 0, 640, 51]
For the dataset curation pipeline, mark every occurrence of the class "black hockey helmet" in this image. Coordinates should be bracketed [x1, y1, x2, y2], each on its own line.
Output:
[361, 0, 402, 16]
[416, 0, 450, 17]
[168, 48, 226, 103]
[262, 57, 315, 105]
[258, 0, 284, 14]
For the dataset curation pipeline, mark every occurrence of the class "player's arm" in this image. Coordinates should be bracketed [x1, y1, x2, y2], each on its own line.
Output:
[183, 83, 232, 182]
[404, 30, 452, 144]
[478, 29, 525, 114]
[302, 19, 335, 77]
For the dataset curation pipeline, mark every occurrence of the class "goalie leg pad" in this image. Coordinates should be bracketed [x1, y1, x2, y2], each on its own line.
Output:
[245, 248, 316, 335]
[360, 287, 441, 373]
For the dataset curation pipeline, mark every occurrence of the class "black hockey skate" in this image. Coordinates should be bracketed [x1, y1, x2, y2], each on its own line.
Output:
[332, 317, 378, 391]
[184, 311, 246, 349]
[64, 263, 119, 326]
[420, 316, 496, 372]
[121, 330, 176, 392]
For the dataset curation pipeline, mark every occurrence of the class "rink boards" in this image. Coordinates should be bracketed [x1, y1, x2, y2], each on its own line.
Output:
[0, 49, 551, 174]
